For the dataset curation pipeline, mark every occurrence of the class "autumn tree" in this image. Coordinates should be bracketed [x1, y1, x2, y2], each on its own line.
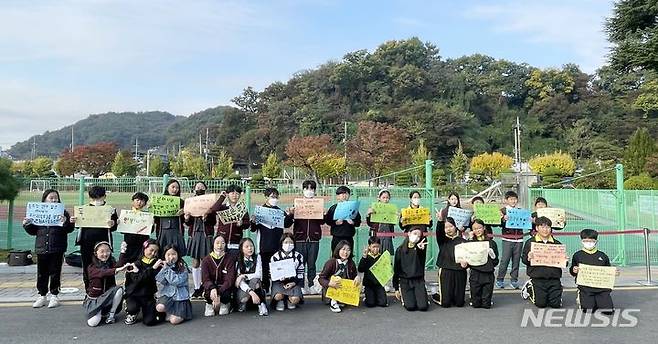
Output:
[469, 152, 514, 181]
[449, 141, 468, 184]
[285, 134, 339, 181]
[55, 142, 118, 177]
[261, 152, 282, 179]
[348, 121, 408, 181]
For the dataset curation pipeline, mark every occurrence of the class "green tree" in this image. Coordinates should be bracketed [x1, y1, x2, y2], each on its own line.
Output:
[213, 150, 234, 179]
[633, 79, 658, 117]
[623, 128, 656, 176]
[624, 173, 657, 190]
[412, 138, 430, 183]
[30, 157, 54, 177]
[449, 141, 468, 184]
[0, 158, 19, 201]
[605, 0, 658, 73]
[111, 151, 137, 177]
[261, 152, 282, 179]
[171, 150, 207, 179]
[148, 155, 167, 177]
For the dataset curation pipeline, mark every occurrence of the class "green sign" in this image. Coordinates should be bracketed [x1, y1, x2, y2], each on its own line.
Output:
[370, 202, 398, 225]
[150, 195, 181, 217]
[369, 251, 394, 286]
[474, 204, 501, 225]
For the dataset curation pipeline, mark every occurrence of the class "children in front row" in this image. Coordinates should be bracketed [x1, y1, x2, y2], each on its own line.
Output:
[202, 235, 236, 317]
[570, 229, 615, 312]
[235, 238, 269, 316]
[83, 241, 129, 327]
[124, 239, 163, 326]
[358, 236, 389, 308]
[319, 240, 359, 313]
[270, 233, 305, 311]
[432, 217, 468, 308]
[155, 244, 193, 324]
[468, 219, 499, 309]
[393, 228, 429, 311]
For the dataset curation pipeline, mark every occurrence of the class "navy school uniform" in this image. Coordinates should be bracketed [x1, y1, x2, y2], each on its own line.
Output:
[570, 249, 614, 311]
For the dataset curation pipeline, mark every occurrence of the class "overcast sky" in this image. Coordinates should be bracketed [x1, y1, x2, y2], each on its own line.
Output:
[0, 0, 614, 150]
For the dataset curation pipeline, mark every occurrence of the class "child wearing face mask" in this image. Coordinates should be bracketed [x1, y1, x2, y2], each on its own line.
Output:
[431, 217, 468, 308]
[400, 191, 433, 233]
[393, 228, 429, 311]
[235, 238, 268, 316]
[118, 192, 153, 266]
[366, 189, 395, 257]
[318, 240, 360, 313]
[155, 244, 193, 324]
[325, 186, 362, 252]
[250, 187, 294, 292]
[209, 184, 251, 258]
[358, 236, 389, 308]
[288, 180, 325, 295]
[124, 239, 164, 326]
[71, 186, 119, 291]
[570, 229, 614, 312]
[202, 235, 236, 317]
[184, 182, 218, 299]
[270, 233, 305, 312]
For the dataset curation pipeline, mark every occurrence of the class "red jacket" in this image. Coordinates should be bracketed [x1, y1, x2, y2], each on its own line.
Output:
[86, 262, 117, 298]
[201, 253, 236, 294]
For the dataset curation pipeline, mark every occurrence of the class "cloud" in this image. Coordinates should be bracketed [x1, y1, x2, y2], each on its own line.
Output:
[466, 0, 613, 72]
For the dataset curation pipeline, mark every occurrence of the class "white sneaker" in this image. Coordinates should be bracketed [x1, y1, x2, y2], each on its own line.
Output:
[33, 296, 47, 308]
[384, 285, 392, 293]
[330, 300, 341, 313]
[219, 303, 230, 316]
[313, 284, 323, 295]
[258, 303, 269, 316]
[275, 301, 285, 311]
[287, 302, 296, 310]
[204, 303, 215, 317]
[48, 295, 60, 308]
[301, 287, 310, 295]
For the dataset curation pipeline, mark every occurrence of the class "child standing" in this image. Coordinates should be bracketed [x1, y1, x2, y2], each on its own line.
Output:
[155, 179, 186, 258]
[118, 192, 152, 266]
[23, 189, 75, 309]
[235, 238, 268, 316]
[184, 182, 217, 299]
[155, 244, 193, 324]
[366, 189, 395, 257]
[521, 216, 568, 308]
[83, 242, 130, 327]
[357, 236, 389, 308]
[270, 233, 305, 312]
[124, 239, 163, 326]
[496, 190, 523, 289]
[400, 191, 433, 233]
[570, 229, 614, 312]
[437, 192, 466, 236]
[325, 186, 361, 252]
[470, 196, 493, 238]
[201, 235, 236, 317]
[468, 219, 499, 309]
[210, 184, 251, 258]
[393, 228, 429, 311]
[319, 240, 360, 313]
[432, 217, 468, 308]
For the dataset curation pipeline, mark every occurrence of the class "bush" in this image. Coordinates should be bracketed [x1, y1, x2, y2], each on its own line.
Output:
[395, 172, 413, 187]
[528, 151, 576, 176]
[624, 174, 657, 190]
[250, 173, 265, 188]
[469, 152, 514, 180]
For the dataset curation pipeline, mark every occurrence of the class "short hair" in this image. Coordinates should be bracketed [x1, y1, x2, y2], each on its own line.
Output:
[132, 192, 149, 202]
[302, 180, 317, 190]
[534, 197, 548, 206]
[409, 190, 421, 199]
[580, 228, 598, 240]
[535, 216, 552, 227]
[41, 189, 61, 203]
[504, 190, 518, 199]
[368, 236, 381, 245]
[336, 186, 351, 195]
[264, 187, 279, 197]
[471, 196, 484, 204]
[445, 216, 457, 229]
[279, 232, 296, 247]
[226, 184, 243, 194]
[88, 186, 106, 199]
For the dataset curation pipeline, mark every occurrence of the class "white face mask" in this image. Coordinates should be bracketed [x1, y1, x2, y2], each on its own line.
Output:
[408, 234, 419, 243]
[282, 243, 294, 253]
[411, 199, 421, 206]
[268, 198, 279, 207]
[582, 241, 596, 250]
[303, 190, 315, 198]
[93, 200, 104, 206]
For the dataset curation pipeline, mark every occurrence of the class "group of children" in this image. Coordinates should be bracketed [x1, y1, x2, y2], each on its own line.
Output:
[22, 184, 616, 327]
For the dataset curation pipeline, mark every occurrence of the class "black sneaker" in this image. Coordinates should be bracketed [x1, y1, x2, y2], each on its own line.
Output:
[431, 293, 441, 305]
[191, 288, 203, 299]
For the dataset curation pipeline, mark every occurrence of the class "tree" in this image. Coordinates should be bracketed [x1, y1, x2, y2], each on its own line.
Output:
[411, 138, 430, 183]
[0, 158, 20, 201]
[348, 121, 409, 180]
[645, 153, 658, 178]
[54, 155, 77, 177]
[633, 79, 658, 117]
[469, 152, 514, 181]
[111, 151, 137, 177]
[54, 142, 118, 177]
[213, 150, 235, 179]
[623, 128, 656, 176]
[315, 154, 347, 183]
[528, 151, 576, 177]
[171, 150, 207, 179]
[624, 173, 657, 190]
[449, 141, 468, 184]
[148, 155, 167, 177]
[231, 86, 261, 114]
[285, 134, 337, 181]
[261, 152, 282, 179]
[30, 157, 54, 177]
[605, 0, 658, 73]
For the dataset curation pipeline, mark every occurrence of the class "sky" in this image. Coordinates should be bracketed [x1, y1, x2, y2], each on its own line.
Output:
[0, 0, 615, 150]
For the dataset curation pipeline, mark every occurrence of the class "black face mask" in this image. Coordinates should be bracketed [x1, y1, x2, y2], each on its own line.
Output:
[195, 189, 206, 196]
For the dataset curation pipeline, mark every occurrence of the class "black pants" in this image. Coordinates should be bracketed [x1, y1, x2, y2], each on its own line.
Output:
[364, 285, 388, 307]
[437, 268, 467, 308]
[80, 232, 112, 290]
[497, 240, 522, 282]
[296, 241, 320, 287]
[125, 296, 160, 326]
[260, 251, 276, 292]
[469, 269, 494, 308]
[530, 278, 562, 308]
[578, 286, 613, 311]
[36, 253, 64, 296]
[204, 289, 233, 305]
[331, 236, 354, 253]
[399, 278, 428, 311]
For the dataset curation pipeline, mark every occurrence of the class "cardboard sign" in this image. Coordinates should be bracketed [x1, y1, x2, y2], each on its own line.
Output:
[117, 210, 154, 235]
[74, 205, 114, 228]
[184, 193, 220, 217]
[254, 206, 285, 229]
[293, 198, 324, 219]
[26, 202, 65, 226]
[448, 206, 473, 229]
[269, 259, 297, 281]
[507, 208, 532, 230]
[369, 251, 393, 286]
[400, 207, 431, 227]
[537, 207, 566, 229]
[454, 241, 490, 266]
[333, 200, 360, 220]
[217, 202, 247, 225]
[576, 264, 616, 289]
[370, 202, 398, 225]
[474, 204, 501, 225]
[530, 242, 568, 268]
[325, 276, 360, 306]
[150, 195, 181, 217]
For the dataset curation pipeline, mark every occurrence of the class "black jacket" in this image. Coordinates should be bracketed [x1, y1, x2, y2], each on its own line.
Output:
[24, 210, 75, 254]
[325, 204, 361, 238]
[358, 254, 386, 287]
[392, 239, 427, 290]
[125, 258, 161, 298]
[570, 249, 612, 292]
[468, 236, 499, 273]
[522, 235, 566, 279]
[435, 223, 467, 270]
[250, 204, 294, 254]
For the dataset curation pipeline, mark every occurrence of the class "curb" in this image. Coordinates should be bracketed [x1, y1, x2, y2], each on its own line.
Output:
[0, 263, 82, 275]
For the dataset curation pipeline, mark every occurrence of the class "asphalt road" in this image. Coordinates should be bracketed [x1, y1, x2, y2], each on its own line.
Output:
[2, 288, 658, 344]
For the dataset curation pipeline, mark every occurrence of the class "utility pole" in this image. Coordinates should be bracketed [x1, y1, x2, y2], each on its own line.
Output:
[71, 126, 74, 152]
[343, 121, 348, 184]
[513, 116, 522, 172]
[205, 127, 209, 161]
[134, 137, 139, 160]
[199, 132, 202, 155]
[146, 149, 151, 177]
[31, 137, 36, 159]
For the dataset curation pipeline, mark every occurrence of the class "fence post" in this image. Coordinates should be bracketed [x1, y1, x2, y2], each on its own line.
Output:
[162, 174, 169, 194]
[6, 198, 14, 249]
[615, 164, 626, 266]
[245, 185, 252, 241]
[425, 159, 436, 269]
[638, 228, 656, 286]
[78, 177, 85, 206]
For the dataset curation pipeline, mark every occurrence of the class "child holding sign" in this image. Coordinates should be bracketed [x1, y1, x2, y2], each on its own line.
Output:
[270, 233, 305, 311]
[118, 192, 152, 266]
[366, 189, 395, 257]
[431, 217, 468, 308]
[72, 186, 118, 290]
[23, 189, 75, 309]
[393, 228, 429, 312]
[495, 191, 523, 290]
[184, 182, 217, 299]
[569, 229, 614, 312]
[209, 184, 251, 258]
[531, 197, 567, 235]
[357, 237, 389, 308]
[400, 191, 433, 233]
[468, 219, 499, 309]
[325, 186, 362, 252]
[250, 187, 294, 292]
[437, 192, 467, 237]
[470, 197, 493, 238]
[521, 216, 568, 309]
[319, 240, 360, 313]
[155, 179, 186, 259]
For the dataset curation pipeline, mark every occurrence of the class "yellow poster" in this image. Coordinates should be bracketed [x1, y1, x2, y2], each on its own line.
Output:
[537, 207, 567, 229]
[576, 264, 616, 289]
[400, 207, 430, 227]
[74, 205, 114, 228]
[325, 276, 360, 306]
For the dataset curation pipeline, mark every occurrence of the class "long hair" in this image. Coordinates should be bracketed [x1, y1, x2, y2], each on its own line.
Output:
[237, 237, 257, 273]
[164, 179, 181, 196]
[332, 240, 353, 260]
[162, 243, 188, 272]
[447, 192, 461, 208]
[41, 189, 61, 203]
[91, 242, 115, 267]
